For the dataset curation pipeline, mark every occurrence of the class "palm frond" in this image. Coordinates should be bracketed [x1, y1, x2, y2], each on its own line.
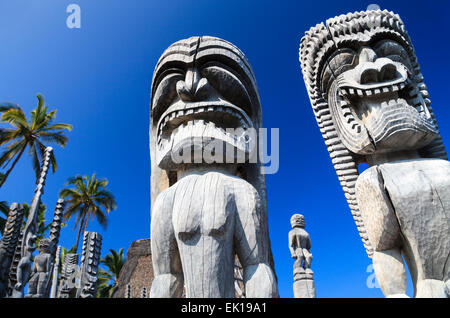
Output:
[36, 94, 44, 108]
[0, 139, 26, 168]
[0, 201, 10, 235]
[96, 268, 115, 298]
[28, 144, 41, 181]
[42, 123, 73, 131]
[1, 107, 29, 129]
[62, 202, 83, 221]
[91, 207, 108, 229]
[0, 102, 20, 112]
[31, 94, 46, 130]
[33, 108, 54, 131]
[59, 188, 82, 199]
[0, 128, 21, 145]
[38, 132, 69, 147]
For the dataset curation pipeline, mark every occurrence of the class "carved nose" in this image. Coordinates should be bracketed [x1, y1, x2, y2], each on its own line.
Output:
[358, 47, 377, 63]
[357, 47, 399, 85]
[176, 68, 209, 102]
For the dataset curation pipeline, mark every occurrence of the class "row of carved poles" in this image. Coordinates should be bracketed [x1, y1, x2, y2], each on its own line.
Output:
[0, 147, 63, 297]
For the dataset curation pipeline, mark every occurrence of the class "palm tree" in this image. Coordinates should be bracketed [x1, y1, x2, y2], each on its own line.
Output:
[0, 94, 72, 187]
[0, 200, 9, 235]
[97, 248, 125, 298]
[59, 174, 117, 252]
[101, 248, 124, 286]
[97, 268, 114, 298]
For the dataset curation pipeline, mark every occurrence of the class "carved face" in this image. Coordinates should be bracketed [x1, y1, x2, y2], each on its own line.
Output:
[80, 281, 96, 298]
[322, 39, 438, 155]
[37, 239, 52, 254]
[151, 36, 260, 170]
[291, 214, 305, 228]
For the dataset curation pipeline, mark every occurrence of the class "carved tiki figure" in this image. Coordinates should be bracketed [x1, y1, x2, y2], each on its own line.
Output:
[289, 214, 312, 270]
[299, 10, 450, 297]
[289, 214, 315, 298]
[26, 238, 54, 298]
[149, 36, 278, 297]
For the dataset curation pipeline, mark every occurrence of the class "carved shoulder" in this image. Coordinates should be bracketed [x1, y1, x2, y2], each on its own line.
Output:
[152, 185, 176, 216]
[230, 177, 260, 209]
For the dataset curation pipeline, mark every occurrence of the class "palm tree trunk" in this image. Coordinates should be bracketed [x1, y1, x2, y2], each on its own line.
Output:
[75, 211, 87, 253]
[0, 144, 26, 187]
[75, 208, 91, 253]
[81, 210, 89, 240]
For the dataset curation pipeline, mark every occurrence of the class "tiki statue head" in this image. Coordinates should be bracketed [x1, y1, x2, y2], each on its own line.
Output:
[291, 214, 305, 229]
[150, 36, 267, 211]
[37, 238, 53, 254]
[150, 36, 262, 170]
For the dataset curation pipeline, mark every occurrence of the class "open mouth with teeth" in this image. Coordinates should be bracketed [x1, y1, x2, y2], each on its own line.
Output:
[338, 77, 432, 123]
[154, 99, 255, 168]
[335, 72, 438, 152]
[157, 101, 252, 146]
[338, 77, 407, 98]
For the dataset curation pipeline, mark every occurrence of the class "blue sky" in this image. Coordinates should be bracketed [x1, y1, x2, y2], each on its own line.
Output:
[0, 0, 449, 298]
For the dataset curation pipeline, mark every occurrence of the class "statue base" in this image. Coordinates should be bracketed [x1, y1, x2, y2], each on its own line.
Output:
[293, 268, 316, 298]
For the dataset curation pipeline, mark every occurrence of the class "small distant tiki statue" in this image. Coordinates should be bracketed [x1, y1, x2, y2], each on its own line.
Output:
[149, 36, 278, 297]
[300, 10, 450, 297]
[289, 214, 312, 269]
[289, 214, 315, 298]
[26, 238, 54, 298]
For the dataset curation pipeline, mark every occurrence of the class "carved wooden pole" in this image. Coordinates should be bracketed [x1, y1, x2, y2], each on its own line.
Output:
[77, 231, 102, 298]
[49, 199, 64, 257]
[49, 245, 61, 298]
[11, 147, 52, 298]
[0, 203, 25, 297]
[57, 253, 79, 298]
[42, 199, 65, 298]
[7, 232, 23, 294]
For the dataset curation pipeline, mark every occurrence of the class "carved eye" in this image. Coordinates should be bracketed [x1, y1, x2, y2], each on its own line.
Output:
[152, 69, 184, 120]
[201, 62, 253, 117]
[321, 48, 357, 94]
[373, 40, 413, 73]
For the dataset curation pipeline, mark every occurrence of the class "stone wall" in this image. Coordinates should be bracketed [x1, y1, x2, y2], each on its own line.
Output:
[112, 239, 154, 298]
[113, 238, 247, 298]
